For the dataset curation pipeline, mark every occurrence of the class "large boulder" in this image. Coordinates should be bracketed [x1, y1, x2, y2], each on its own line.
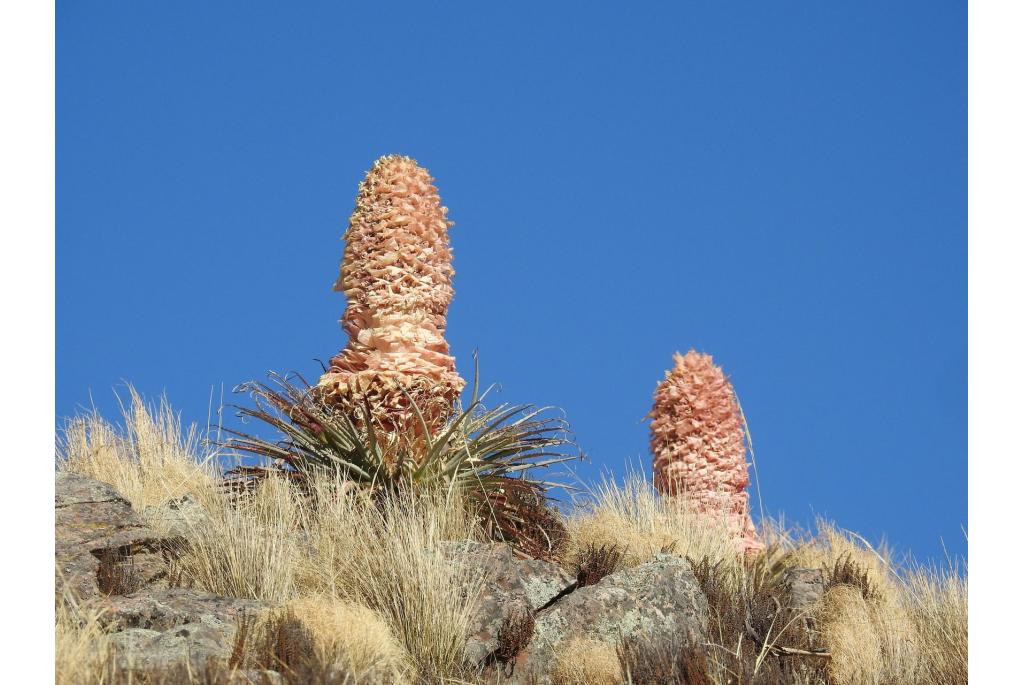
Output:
[55, 475, 286, 680]
[95, 588, 272, 633]
[445, 541, 575, 667]
[97, 588, 274, 674]
[106, 624, 283, 683]
[108, 623, 232, 672]
[517, 554, 709, 683]
[55, 473, 177, 601]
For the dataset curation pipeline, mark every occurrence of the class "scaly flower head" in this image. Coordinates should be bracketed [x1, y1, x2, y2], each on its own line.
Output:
[650, 350, 761, 553]
[318, 155, 465, 434]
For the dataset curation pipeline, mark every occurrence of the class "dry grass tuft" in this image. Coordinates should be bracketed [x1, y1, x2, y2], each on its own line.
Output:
[825, 552, 880, 602]
[292, 478, 486, 681]
[616, 635, 711, 685]
[784, 522, 932, 683]
[687, 552, 829, 684]
[819, 584, 885, 683]
[56, 597, 113, 685]
[279, 595, 410, 681]
[788, 521, 898, 606]
[564, 472, 736, 571]
[902, 562, 967, 683]
[56, 385, 220, 530]
[170, 474, 301, 604]
[250, 608, 321, 676]
[550, 637, 623, 685]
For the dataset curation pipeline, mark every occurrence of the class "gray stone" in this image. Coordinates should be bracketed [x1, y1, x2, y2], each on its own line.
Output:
[444, 541, 575, 666]
[96, 587, 272, 632]
[518, 554, 708, 683]
[98, 589, 273, 675]
[55, 472, 177, 601]
[781, 567, 826, 648]
[782, 567, 826, 612]
[109, 621, 233, 671]
[55, 475, 282, 680]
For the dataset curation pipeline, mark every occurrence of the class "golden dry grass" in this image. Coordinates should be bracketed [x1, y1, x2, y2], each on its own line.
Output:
[277, 595, 411, 681]
[169, 474, 302, 604]
[819, 585, 886, 683]
[296, 481, 486, 681]
[56, 597, 112, 685]
[56, 385, 220, 532]
[564, 471, 738, 571]
[769, 520, 966, 685]
[548, 637, 622, 685]
[787, 521, 899, 600]
[900, 561, 968, 684]
[169, 473, 486, 680]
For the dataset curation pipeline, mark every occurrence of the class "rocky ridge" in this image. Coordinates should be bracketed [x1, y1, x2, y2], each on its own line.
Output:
[55, 474, 825, 683]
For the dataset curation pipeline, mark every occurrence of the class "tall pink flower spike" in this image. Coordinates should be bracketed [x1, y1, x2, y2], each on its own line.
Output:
[649, 350, 763, 554]
[318, 156, 465, 435]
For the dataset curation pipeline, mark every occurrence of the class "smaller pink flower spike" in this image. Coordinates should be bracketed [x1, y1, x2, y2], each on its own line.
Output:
[649, 350, 763, 554]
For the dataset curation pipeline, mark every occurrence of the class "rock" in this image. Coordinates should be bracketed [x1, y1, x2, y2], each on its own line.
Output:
[518, 554, 708, 683]
[95, 588, 272, 632]
[108, 622, 234, 671]
[142, 493, 210, 537]
[444, 541, 575, 666]
[782, 567, 826, 612]
[100, 589, 274, 675]
[781, 567, 826, 647]
[55, 473, 177, 601]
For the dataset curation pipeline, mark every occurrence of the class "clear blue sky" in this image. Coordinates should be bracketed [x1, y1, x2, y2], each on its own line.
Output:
[57, 2, 966, 563]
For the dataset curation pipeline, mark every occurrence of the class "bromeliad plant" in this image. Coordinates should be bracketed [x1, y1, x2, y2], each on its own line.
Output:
[223, 366, 576, 559]
[223, 154, 578, 559]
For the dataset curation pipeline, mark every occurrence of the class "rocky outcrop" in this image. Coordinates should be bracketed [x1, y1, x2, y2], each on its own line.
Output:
[98, 590, 272, 672]
[516, 554, 709, 683]
[56, 474, 276, 678]
[95, 588, 271, 633]
[783, 567, 826, 613]
[108, 623, 233, 672]
[55, 472, 177, 601]
[58, 474, 813, 685]
[446, 541, 575, 666]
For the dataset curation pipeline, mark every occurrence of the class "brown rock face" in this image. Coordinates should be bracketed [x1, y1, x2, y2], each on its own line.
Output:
[55, 472, 175, 602]
[649, 351, 762, 553]
[318, 155, 465, 434]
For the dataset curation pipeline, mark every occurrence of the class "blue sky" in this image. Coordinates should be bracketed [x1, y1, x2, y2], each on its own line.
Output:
[57, 1, 966, 563]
